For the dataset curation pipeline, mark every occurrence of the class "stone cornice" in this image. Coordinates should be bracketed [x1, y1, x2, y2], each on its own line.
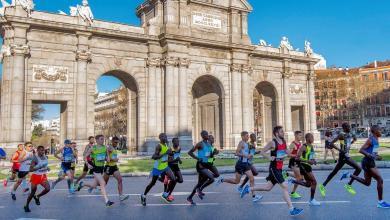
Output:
[76, 49, 92, 62]
[10, 44, 30, 56]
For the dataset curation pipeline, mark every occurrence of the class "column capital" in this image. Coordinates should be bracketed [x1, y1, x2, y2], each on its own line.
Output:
[307, 72, 316, 81]
[163, 57, 179, 67]
[146, 57, 162, 67]
[179, 58, 190, 68]
[10, 44, 30, 56]
[282, 71, 292, 79]
[230, 63, 241, 72]
[241, 64, 253, 74]
[76, 49, 92, 62]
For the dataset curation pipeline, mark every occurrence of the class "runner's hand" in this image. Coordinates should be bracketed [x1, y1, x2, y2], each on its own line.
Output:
[87, 164, 93, 169]
[269, 156, 276, 161]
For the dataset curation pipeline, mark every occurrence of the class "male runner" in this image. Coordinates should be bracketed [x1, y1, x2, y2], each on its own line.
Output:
[292, 133, 321, 206]
[319, 122, 361, 197]
[75, 136, 95, 188]
[140, 133, 176, 206]
[102, 136, 129, 202]
[52, 140, 77, 194]
[187, 131, 220, 205]
[237, 133, 260, 193]
[241, 126, 304, 217]
[11, 144, 34, 200]
[324, 130, 337, 164]
[341, 125, 390, 208]
[24, 146, 50, 212]
[288, 131, 303, 199]
[163, 137, 183, 201]
[217, 131, 262, 202]
[4, 144, 24, 187]
[80, 135, 114, 207]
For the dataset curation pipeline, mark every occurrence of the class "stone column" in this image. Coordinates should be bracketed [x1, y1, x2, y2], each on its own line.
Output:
[241, 65, 252, 132]
[308, 72, 318, 132]
[145, 58, 159, 150]
[282, 59, 293, 141]
[164, 57, 179, 136]
[75, 32, 92, 141]
[231, 64, 243, 146]
[178, 58, 192, 149]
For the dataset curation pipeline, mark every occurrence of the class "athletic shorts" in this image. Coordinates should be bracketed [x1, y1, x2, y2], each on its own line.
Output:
[235, 161, 251, 175]
[61, 162, 73, 173]
[92, 166, 104, 174]
[104, 165, 119, 176]
[12, 168, 19, 174]
[151, 167, 170, 177]
[299, 163, 313, 175]
[30, 174, 47, 186]
[266, 167, 285, 185]
[18, 171, 29, 179]
[169, 164, 180, 172]
[288, 158, 299, 169]
[362, 157, 376, 172]
[196, 161, 214, 172]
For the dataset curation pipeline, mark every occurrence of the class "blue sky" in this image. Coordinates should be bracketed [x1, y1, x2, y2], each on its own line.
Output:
[1, 0, 389, 119]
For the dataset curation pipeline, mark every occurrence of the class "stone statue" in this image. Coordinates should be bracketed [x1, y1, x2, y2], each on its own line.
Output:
[279, 36, 293, 51]
[259, 39, 267, 46]
[13, 0, 34, 16]
[0, 44, 11, 62]
[304, 40, 313, 57]
[70, 0, 94, 25]
[0, 0, 10, 16]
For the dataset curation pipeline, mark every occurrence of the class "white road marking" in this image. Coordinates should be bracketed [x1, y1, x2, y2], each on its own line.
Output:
[16, 218, 57, 220]
[134, 203, 219, 207]
[0, 206, 5, 208]
[67, 191, 220, 198]
[260, 201, 351, 205]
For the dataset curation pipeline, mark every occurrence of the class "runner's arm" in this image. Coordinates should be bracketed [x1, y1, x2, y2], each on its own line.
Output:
[359, 138, 374, 158]
[54, 148, 63, 160]
[235, 142, 248, 158]
[188, 144, 200, 161]
[288, 142, 296, 157]
[151, 144, 163, 160]
[259, 141, 275, 161]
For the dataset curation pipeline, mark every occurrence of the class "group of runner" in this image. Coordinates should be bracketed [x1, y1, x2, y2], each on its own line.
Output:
[2, 123, 390, 216]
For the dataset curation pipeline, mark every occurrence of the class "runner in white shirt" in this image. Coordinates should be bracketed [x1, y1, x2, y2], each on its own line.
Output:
[11, 144, 35, 200]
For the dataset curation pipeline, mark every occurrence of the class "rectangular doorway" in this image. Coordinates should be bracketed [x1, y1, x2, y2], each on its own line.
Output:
[291, 106, 305, 132]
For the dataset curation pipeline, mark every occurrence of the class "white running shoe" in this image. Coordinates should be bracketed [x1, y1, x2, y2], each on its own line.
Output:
[252, 194, 263, 203]
[309, 199, 321, 206]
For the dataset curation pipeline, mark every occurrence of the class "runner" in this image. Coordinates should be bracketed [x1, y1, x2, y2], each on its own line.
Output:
[140, 133, 176, 206]
[341, 125, 390, 208]
[75, 136, 95, 188]
[51, 140, 77, 194]
[241, 126, 304, 217]
[4, 144, 24, 187]
[288, 131, 303, 199]
[79, 135, 114, 207]
[162, 137, 183, 201]
[187, 130, 221, 205]
[319, 122, 361, 197]
[102, 136, 129, 202]
[11, 144, 34, 200]
[24, 145, 50, 212]
[323, 130, 337, 164]
[291, 133, 321, 206]
[237, 133, 260, 193]
[217, 131, 262, 203]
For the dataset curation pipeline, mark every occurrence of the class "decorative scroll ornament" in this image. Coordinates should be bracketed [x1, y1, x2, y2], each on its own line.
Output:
[76, 49, 92, 62]
[33, 65, 68, 82]
[289, 84, 305, 95]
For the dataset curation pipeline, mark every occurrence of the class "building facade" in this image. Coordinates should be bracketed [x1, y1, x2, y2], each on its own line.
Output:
[315, 61, 390, 130]
[0, 0, 319, 151]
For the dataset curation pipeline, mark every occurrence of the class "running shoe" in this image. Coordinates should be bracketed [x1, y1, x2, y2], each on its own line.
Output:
[282, 170, 288, 180]
[240, 184, 250, 198]
[23, 188, 29, 193]
[11, 192, 16, 201]
[290, 192, 302, 199]
[106, 200, 114, 207]
[167, 195, 174, 201]
[120, 194, 130, 202]
[161, 192, 171, 203]
[33, 195, 40, 206]
[377, 201, 390, 209]
[237, 185, 243, 193]
[215, 176, 223, 186]
[289, 207, 304, 216]
[319, 184, 326, 197]
[344, 184, 356, 195]
[24, 205, 31, 213]
[3, 179, 8, 187]
[77, 181, 84, 191]
[186, 197, 196, 205]
[287, 178, 295, 185]
[140, 194, 146, 206]
[252, 194, 263, 203]
[309, 199, 321, 206]
[196, 188, 204, 200]
[340, 171, 350, 181]
[87, 187, 93, 194]
[51, 181, 56, 190]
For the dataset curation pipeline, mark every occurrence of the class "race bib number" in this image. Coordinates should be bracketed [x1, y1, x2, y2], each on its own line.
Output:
[276, 150, 287, 160]
[161, 155, 168, 162]
[173, 152, 180, 160]
[205, 151, 211, 158]
[64, 155, 73, 162]
[96, 153, 106, 161]
[309, 151, 315, 160]
[111, 153, 118, 160]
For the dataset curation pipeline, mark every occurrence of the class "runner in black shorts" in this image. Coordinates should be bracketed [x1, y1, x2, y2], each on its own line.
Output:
[238, 133, 261, 193]
[218, 131, 262, 202]
[75, 136, 95, 189]
[292, 133, 320, 206]
[342, 125, 390, 208]
[323, 130, 337, 164]
[242, 126, 304, 217]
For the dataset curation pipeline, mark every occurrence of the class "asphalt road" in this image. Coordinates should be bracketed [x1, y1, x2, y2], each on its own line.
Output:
[1, 169, 390, 220]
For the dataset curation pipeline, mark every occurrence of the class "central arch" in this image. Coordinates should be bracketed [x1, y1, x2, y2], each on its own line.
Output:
[253, 81, 278, 143]
[192, 75, 225, 148]
[94, 70, 139, 152]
